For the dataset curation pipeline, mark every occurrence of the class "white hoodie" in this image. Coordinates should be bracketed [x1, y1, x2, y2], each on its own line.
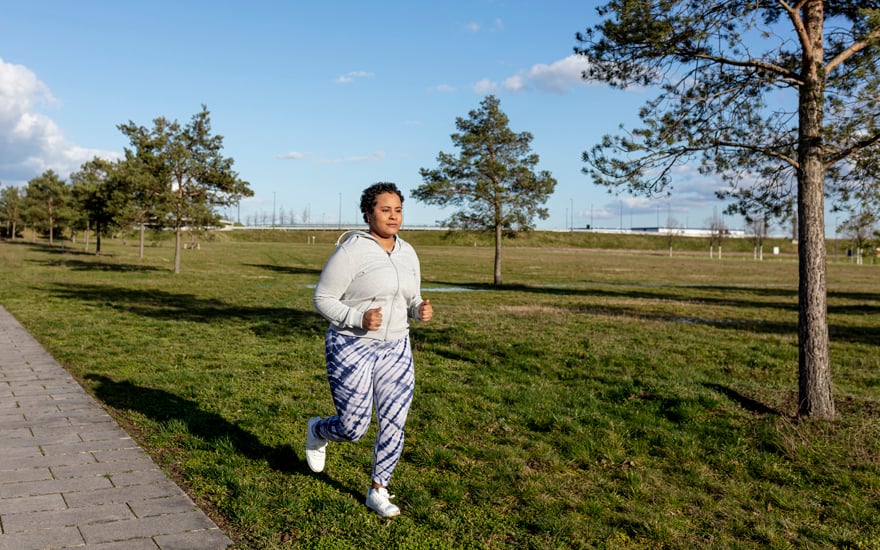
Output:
[313, 231, 426, 341]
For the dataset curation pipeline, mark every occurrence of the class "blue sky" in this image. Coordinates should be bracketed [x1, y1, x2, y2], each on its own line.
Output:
[0, 1, 762, 232]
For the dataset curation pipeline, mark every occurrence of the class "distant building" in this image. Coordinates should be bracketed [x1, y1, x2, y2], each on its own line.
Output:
[631, 226, 746, 238]
[577, 226, 747, 238]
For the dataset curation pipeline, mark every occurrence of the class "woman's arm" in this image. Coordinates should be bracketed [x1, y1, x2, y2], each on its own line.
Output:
[313, 248, 365, 329]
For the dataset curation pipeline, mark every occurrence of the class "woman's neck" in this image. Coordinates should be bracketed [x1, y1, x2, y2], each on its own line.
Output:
[371, 233, 395, 252]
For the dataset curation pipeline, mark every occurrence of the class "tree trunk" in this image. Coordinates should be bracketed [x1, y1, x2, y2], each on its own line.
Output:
[493, 222, 503, 285]
[174, 227, 182, 274]
[796, 0, 834, 418]
[139, 223, 146, 259]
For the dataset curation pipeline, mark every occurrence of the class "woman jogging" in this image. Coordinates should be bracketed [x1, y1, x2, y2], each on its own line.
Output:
[307, 182, 433, 518]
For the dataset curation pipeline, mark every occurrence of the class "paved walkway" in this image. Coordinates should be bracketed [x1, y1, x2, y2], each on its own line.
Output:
[0, 306, 234, 549]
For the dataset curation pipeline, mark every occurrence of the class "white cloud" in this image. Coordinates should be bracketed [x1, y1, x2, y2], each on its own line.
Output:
[0, 57, 117, 185]
[277, 151, 311, 160]
[473, 55, 593, 96]
[508, 55, 592, 94]
[335, 70, 375, 84]
[433, 84, 456, 93]
[502, 74, 526, 92]
[473, 78, 497, 94]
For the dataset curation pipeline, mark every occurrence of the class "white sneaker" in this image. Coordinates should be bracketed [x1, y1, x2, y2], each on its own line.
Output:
[366, 487, 400, 518]
[305, 417, 327, 472]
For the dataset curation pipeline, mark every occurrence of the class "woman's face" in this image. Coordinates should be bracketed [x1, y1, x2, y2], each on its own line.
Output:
[368, 192, 403, 239]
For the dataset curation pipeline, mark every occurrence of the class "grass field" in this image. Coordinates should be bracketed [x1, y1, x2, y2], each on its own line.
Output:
[0, 230, 878, 549]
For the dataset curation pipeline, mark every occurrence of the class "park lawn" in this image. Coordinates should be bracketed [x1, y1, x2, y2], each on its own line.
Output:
[0, 232, 878, 549]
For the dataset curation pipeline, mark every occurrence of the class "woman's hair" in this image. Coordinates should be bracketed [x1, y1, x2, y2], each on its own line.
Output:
[360, 182, 404, 223]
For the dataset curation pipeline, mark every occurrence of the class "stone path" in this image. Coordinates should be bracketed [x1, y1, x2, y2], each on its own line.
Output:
[0, 306, 234, 549]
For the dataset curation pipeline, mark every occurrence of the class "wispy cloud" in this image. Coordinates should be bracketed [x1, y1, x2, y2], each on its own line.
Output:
[432, 84, 456, 93]
[277, 151, 311, 160]
[278, 149, 386, 164]
[473, 78, 497, 95]
[0, 57, 117, 184]
[474, 55, 594, 95]
[464, 19, 503, 33]
[335, 70, 375, 84]
[323, 151, 386, 164]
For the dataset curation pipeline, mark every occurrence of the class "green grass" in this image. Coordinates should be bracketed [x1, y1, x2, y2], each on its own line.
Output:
[1, 231, 878, 549]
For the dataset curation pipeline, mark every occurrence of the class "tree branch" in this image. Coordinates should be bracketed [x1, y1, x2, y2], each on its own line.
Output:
[825, 131, 880, 166]
[826, 28, 880, 74]
[779, 0, 813, 63]
[690, 52, 801, 84]
[715, 140, 799, 169]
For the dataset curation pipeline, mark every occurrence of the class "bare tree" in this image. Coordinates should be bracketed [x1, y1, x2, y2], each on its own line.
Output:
[837, 209, 877, 265]
[706, 209, 727, 259]
[747, 216, 772, 261]
[665, 217, 684, 257]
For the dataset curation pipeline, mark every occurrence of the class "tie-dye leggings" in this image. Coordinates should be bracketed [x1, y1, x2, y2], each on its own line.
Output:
[311, 330, 415, 487]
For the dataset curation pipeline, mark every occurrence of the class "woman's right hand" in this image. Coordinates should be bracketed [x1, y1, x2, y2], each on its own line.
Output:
[362, 307, 383, 331]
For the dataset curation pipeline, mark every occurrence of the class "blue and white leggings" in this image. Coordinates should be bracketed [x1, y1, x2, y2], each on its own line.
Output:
[311, 330, 415, 487]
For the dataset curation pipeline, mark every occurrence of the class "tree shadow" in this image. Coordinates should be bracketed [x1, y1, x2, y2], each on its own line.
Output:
[46, 283, 327, 338]
[30, 258, 163, 272]
[427, 280, 879, 347]
[430, 279, 802, 308]
[6, 238, 112, 256]
[702, 383, 787, 417]
[84, 374, 362, 502]
[243, 264, 323, 276]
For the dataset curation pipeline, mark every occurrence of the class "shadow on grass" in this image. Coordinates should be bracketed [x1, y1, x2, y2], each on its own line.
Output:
[84, 374, 362, 502]
[13, 240, 165, 272]
[30, 258, 163, 272]
[703, 383, 786, 417]
[244, 264, 322, 276]
[432, 279, 802, 308]
[428, 280, 879, 347]
[47, 283, 326, 337]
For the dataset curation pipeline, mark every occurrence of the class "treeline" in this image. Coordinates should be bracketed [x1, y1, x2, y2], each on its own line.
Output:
[0, 106, 252, 273]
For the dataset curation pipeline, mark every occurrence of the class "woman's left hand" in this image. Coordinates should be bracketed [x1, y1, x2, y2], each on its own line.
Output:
[419, 299, 433, 322]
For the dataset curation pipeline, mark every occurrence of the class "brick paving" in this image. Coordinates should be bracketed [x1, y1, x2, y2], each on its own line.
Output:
[0, 306, 233, 549]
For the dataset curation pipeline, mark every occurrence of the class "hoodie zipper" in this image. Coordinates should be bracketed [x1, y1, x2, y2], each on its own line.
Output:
[384, 246, 400, 341]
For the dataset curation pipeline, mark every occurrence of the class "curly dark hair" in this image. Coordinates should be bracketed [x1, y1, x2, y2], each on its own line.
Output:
[360, 182, 404, 223]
